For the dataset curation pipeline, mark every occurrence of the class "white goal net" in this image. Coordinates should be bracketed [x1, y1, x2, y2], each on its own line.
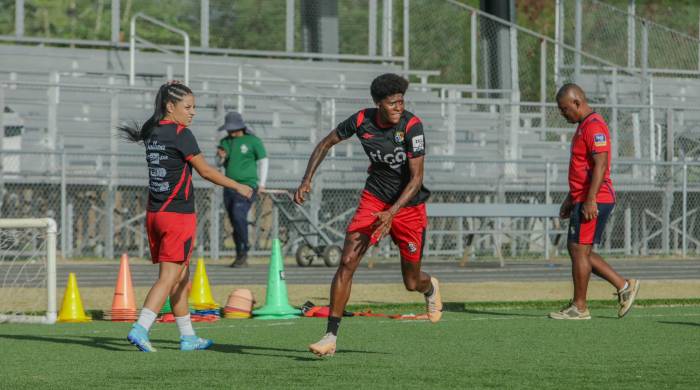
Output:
[0, 218, 57, 324]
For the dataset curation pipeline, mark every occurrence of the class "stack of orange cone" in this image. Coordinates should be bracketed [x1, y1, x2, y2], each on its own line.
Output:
[223, 289, 255, 319]
[104, 253, 138, 322]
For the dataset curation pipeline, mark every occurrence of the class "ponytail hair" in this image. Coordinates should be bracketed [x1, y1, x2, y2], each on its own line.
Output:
[117, 81, 193, 145]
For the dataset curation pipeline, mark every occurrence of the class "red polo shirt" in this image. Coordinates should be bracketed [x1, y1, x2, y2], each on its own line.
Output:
[568, 112, 615, 203]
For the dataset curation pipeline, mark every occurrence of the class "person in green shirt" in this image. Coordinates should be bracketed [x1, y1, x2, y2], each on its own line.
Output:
[217, 112, 268, 267]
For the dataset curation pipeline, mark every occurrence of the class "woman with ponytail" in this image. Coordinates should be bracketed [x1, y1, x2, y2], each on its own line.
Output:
[119, 81, 253, 352]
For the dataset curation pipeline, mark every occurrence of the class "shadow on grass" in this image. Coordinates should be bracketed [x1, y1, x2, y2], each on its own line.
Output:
[208, 343, 386, 361]
[0, 334, 387, 360]
[658, 320, 700, 328]
[0, 334, 177, 351]
[444, 303, 543, 318]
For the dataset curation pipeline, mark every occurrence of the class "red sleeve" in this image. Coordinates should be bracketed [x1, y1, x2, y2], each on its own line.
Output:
[584, 123, 611, 155]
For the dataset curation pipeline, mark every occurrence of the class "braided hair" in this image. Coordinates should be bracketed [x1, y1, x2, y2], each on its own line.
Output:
[118, 81, 193, 145]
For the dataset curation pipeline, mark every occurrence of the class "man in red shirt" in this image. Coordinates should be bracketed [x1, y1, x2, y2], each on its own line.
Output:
[551, 83, 640, 320]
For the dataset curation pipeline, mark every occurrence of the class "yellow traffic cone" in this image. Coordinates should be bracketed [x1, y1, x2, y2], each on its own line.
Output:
[189, 258, 219, 310]
[57, 273, 92, 323]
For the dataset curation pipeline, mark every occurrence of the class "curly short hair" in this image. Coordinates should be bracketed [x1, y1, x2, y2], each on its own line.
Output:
[370, 73, 409, 103]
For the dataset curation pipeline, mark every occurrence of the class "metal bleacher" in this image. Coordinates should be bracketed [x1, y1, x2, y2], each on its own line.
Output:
[1, 43, 519, 189]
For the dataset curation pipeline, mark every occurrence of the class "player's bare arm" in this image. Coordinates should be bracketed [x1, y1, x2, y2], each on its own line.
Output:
[189, 154, 253, 199]
[560, 193, 573, 219]
[294, 129, 343, 205]
[372, 156, 425, 241]
[583, 152, 608, 221]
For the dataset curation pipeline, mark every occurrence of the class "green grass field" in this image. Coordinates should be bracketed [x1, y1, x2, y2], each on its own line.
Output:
[1, 301, 699, 389]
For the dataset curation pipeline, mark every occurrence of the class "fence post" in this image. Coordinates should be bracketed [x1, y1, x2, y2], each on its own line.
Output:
[554, 0, 562, 86]
[610, 68, 619, 159]
[111, 0, 120, 44]
[627, 0, 636, 69]
[272, 201, 279, 240]
[641, 210, 648, 255]
[61, 149, 67, 258]
[15, 0, 24, 38]
[632, 112, 641, 177]
[458, 216, 464, 260]
[509, 26, 520, 162]
[368, 0, 377, 56]
[382, 0, 393, 58]
[540, 39, 547, 129]
[0, 84, 4, 202]
[210, 186, 220, 260]
[403, 0, 409, 71]
[237, 65, 244, 114]
[470, 10, 477, 96]
[682, 162, 688, 257]
[641, 21, 649, 86]
[286, 0, 295, 52]
[201, 0, 209, 48]
[666, 109, 675, 161]
[544, 162, 550, 260]
[574, 0, 582, 82]
[47, 72, 59, 172]
[106, 174, 115, 260]
[624, 207, 631, 255]
[67, 203, 74, 258]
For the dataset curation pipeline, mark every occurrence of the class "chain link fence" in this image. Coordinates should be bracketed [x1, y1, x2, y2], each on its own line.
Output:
[561, 0, 700, 73]
[2, 148, 700, 262]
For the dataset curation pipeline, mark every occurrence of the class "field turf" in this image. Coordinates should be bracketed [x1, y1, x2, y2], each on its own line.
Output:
[1, 300, 699, 389]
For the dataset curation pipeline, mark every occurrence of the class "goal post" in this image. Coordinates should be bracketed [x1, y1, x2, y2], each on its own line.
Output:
[0, 218, 57, 324]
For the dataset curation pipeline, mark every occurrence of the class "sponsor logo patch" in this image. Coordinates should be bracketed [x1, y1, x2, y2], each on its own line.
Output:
[361, 132, 375, 140]
[593, 133, 607, 147]
[407, 242, 417, 254]
[412, 135, 424, 152]
[393, 131, 405, 144]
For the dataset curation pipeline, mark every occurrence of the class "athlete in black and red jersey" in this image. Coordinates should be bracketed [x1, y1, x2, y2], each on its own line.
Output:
[294, 74, 442, 357]
[118, 81, 252, 352]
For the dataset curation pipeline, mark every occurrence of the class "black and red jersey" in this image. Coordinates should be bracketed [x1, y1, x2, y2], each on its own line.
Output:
[336, 108, 430, 206]
[146, 120, 201, 213]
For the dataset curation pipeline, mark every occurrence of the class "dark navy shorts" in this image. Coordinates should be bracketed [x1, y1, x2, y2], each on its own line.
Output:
[567, 203, 615, 245]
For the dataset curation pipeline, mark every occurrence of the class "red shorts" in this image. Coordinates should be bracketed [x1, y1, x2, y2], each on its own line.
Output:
[146, 211, 196, 265]
[347, 190, 428, 263]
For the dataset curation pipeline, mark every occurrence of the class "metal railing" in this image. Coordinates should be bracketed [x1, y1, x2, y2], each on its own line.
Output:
[129, 12, 190, 86]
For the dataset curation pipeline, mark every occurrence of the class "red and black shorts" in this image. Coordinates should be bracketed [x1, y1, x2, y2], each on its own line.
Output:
[567, 203, 614, 245]
[146, 211, 196, 266]
[346, 190, 428, 263]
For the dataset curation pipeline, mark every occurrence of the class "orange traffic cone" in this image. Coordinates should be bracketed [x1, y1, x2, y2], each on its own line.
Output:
[105, 253, 138, 322]
[57, 273, 92, 323]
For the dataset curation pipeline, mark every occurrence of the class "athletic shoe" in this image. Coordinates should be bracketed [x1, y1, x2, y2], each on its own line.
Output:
[425, 276, 443, 323]
[229, 254, 248, 268]
[616, 279, 640, 318]
[127, 323, 157, 352]
[180, 335, 214, 351]
[309, 333, 336, 357]
[548, 302, 591, 320]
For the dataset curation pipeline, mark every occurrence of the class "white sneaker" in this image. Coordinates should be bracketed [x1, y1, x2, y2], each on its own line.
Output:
[309, 333, 337, 357]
